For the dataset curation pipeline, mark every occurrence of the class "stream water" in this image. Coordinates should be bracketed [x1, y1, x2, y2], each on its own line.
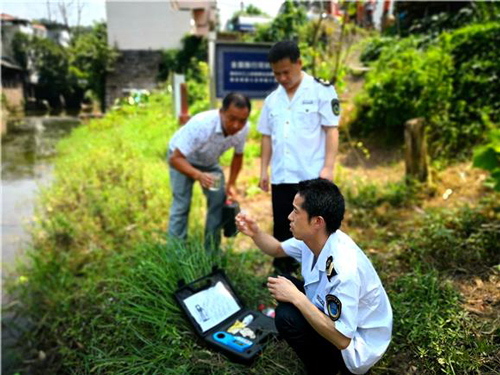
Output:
[2, 116, 81, 373]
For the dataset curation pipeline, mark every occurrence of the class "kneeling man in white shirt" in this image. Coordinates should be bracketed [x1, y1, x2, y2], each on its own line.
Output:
[236, 178, 392, 374]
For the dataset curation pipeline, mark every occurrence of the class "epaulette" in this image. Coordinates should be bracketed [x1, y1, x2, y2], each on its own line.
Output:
[314, 77, 332, 87]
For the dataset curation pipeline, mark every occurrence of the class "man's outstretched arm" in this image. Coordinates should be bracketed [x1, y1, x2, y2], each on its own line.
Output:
[235, 212, 287, 258]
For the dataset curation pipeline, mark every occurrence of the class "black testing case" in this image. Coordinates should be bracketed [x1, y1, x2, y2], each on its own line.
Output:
[174, 267, 277, 364]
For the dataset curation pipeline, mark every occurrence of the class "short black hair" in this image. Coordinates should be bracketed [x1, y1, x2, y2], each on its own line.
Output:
[222, 92, 251, 112]
[268, 40, 301, 64]
[297, 178, 345, 234]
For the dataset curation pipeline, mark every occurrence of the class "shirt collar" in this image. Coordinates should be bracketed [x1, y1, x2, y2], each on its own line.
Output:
[215, 112, 224, 135]
[290, 71, 313, 105]
[317, 231, 338, 272]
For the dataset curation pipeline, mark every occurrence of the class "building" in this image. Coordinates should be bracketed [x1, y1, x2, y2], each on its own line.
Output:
[1, 13, 34, 64]
[44, 23, 71, 47]
[1, 59, 25, 113]
[105, 1, 216, 109]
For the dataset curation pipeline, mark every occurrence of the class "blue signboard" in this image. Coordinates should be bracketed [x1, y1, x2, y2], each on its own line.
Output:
[215, 42, 277, 99]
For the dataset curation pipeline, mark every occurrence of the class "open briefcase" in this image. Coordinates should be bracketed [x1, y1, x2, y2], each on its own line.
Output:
[174, 267, 277, 364]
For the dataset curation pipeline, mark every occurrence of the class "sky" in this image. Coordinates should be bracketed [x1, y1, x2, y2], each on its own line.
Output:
[1, 0, 283, 28]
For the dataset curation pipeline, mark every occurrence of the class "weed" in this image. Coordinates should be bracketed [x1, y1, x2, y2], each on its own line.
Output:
[377, 268, 499, 374]
[399, 197, 500, 273]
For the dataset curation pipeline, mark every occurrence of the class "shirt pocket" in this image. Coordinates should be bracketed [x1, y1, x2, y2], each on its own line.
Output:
[269, 110, 283, 135]
[295, 104, 320, 129]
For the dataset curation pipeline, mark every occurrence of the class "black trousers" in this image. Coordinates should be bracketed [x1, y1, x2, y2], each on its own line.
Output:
[271, 184, 299, 273]
[275, 277, 354, 375]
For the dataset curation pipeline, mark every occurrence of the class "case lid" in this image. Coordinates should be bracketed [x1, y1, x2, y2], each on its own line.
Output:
[174, 268, 245, 335]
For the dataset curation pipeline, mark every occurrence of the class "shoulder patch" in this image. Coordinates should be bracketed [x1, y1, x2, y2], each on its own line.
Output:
[314, 76, 332, 87]
[331, 99, 340, 116]
[326, 294, 342, 321]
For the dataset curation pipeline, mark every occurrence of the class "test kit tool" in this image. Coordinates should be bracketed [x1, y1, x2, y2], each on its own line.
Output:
[174, 267, 277, 363]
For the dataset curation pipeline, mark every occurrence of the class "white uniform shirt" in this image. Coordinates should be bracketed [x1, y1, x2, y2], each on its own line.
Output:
[169, 109, 249, 167]
[258, 72, 340, 184]
[282, 230, 393, 374]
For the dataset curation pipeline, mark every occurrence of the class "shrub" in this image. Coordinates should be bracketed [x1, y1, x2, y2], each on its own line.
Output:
[473, 128, 500, 191]
[359, 36, 395, 64]
[353, 36, 453, 144]
[399, 198, 500, 273]
[353, 22, 500, 159]
[442, 22, 500, 156]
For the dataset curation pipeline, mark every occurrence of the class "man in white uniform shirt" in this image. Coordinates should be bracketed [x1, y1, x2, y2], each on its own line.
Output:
[236, 178, 392, 374]
[259, 40, 340, 273]
[168, 93, 250, 250]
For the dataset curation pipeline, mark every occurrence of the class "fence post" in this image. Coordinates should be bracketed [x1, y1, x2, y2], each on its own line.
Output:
[405, 117, 428, 183]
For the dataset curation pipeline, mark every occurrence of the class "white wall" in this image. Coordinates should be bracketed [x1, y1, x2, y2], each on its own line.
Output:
[106, 1, 192, 50]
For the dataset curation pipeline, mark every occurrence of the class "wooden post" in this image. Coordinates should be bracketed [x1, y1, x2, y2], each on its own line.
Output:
[178, 83, 190, 125]
[404, 118, 428, 183]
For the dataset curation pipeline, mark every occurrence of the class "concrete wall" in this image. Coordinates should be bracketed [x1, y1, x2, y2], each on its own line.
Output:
[106, 1, 192, 50]
[105, 50, 163, 109]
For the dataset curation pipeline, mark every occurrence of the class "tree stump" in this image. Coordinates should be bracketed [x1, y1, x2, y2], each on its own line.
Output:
[405, 118, 428, 183]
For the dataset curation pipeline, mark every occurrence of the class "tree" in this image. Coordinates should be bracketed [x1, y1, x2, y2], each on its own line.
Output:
[254, 0, 307, 42]
[158, 35, 207, 82]
[69, 22, 118, 111]
[12, 32, 78, 109]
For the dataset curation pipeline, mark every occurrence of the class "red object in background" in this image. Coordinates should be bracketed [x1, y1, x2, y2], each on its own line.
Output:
[258, 303, 275, 318]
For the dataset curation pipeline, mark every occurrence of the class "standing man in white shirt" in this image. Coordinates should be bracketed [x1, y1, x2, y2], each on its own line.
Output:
[258, 40, 340, 273]
[236, 178, 392, 374]
[168, 93, 251, 251]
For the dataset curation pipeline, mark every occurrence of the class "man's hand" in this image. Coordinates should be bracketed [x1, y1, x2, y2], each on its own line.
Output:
[197, 172, 214, 189]
[225, 183, 239, 201]
[267, 276, 303, 304]
[319, 166, 334, 181]
[235, 212, 260, 237]
[259, 170, 270, 192]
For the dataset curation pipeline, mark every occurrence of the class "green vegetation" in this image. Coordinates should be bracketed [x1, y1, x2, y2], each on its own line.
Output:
[399, 198, 500, 273]
[380, 197, 500, 374]
[12, 22, 116, 111]
[386, 269, 498, 374]
[69, 23, 119, 111]
[474, 128, 500, 191]
[253, 1, 307, 42]
[5, 89, 499, 374]
[353, 21, 500, 159]
[5, 4, 500, 373]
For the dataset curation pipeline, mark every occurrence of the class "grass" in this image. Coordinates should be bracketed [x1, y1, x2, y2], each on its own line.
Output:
[378, 268, 499, 374]
[4, 90, 500, 374]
